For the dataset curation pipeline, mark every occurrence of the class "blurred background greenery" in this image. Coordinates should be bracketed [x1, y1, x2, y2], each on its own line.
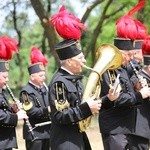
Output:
[0, 0, 150, 96]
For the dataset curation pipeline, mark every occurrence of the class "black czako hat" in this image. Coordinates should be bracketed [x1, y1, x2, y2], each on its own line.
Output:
[28, 46, 48, 75]
[114, 37, 134, 50]
[50, 5, 86, 60]
[0, 60, 9, 72]
[28, 62, 45, 75]
[114, 38, 144, 50]
[114, 0, 147, 51]
[55, 39, 82, 60]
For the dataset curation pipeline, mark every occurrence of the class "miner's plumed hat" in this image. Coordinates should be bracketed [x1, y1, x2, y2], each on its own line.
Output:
[50, 5, 87, 60]
[114, 0, 147, 50]
[0, 36, 18, 72]
[28, 46, 48, 75]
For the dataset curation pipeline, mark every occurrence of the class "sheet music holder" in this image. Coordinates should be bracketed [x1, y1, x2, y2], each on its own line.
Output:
[112, 74, 120, 95]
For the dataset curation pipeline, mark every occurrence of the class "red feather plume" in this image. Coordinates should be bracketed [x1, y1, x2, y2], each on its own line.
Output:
[116, 0, 147, 40]
[50, 5, 87, 40]
[142, 36, 150, 55]
[30, 46, 48, 66]
[0, 36, 18, 60]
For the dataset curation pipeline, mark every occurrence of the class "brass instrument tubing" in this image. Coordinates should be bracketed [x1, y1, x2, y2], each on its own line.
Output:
[82, 64, 101, 80]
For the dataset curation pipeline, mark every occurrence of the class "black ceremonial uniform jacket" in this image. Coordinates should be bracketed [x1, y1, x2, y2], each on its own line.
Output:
[0, 89, 18, 149]
[132, 70, 150, 139]
[20, 82, 51, 140]
[99, 66, 143, 135]
[49, 68, 92, 150]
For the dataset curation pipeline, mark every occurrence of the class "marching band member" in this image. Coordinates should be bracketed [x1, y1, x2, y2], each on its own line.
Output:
[19, 46, 51, 150]
[49, 5, 101, 150]
[0, 36, 27, 150]
[128, 36, 150, 150]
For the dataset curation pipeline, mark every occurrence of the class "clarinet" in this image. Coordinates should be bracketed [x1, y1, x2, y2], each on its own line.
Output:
[129, 61, 148, 88]
[5, 84, 38, 142]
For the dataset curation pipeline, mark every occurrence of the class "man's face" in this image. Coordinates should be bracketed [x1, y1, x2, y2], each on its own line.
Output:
[68, 52, 86, 74]
[146, 65, 150, 76]
[129, 49, 143, 63]
[31, 71, 46, 87]
[0, 72, 8, 88]
[120, 50, 131, 66]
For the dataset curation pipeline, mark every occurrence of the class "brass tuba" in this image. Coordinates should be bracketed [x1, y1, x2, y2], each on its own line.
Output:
[79, 44, 123, 132]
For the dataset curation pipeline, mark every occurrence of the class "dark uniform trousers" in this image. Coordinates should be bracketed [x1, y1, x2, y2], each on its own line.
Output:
[127, 134, 149, 150]
[99, 67, 143, 150]
[26, 139, 50, 150]
[102, 134, 129, 150]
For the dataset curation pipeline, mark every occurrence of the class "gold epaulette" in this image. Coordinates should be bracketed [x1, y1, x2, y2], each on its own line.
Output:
[55, 82, 70, 111]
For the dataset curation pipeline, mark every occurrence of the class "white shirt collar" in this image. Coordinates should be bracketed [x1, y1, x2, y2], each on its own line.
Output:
[29, 80, 41, 88]
[61, 67, 74, 75]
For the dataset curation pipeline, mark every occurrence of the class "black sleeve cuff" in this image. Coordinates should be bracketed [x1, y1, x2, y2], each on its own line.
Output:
[101, 95, 114, 109]
[135, 92, 143, 103]
[8, 113, 18, 126]
[43, 107, 49, 115]
[79, 102, 92, 119]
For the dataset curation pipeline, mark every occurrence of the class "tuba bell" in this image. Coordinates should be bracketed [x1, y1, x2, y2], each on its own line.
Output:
[79, 44, 123, 132]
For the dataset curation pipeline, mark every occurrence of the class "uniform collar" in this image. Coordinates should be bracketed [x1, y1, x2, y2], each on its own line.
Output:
[61, 66, 74, 75]
[29, 81, 41, 88]
[58, 68, 83, 81]
[29, 81, 46, 94]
